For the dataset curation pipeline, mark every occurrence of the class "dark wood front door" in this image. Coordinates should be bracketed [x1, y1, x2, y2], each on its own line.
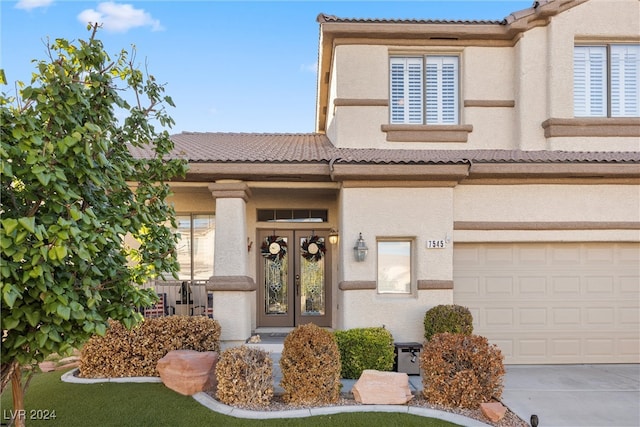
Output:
[257, 230, 332, 327]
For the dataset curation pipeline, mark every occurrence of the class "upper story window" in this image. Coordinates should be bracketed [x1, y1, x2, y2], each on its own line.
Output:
[574, 44, 640, 117]
[390, 56, 459, 125]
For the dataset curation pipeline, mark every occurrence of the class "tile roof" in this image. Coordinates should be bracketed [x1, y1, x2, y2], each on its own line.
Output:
[129, 132, 640, 165]
[316, 13, 504, 26]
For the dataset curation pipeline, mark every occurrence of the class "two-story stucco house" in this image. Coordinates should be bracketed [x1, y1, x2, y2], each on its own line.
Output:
[132, 0, 640, 364]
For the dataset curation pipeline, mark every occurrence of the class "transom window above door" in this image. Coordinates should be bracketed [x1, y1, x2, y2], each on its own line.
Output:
[257, 209, 328, 223]
[390, 55, 460, 125]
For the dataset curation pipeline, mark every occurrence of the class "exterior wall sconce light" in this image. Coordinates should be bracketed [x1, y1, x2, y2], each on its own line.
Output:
[353, 232, 368, 262]
[328, 229, 339, 245]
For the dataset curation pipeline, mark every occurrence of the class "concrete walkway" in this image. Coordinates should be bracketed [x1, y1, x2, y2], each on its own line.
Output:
[501, 364, 640, 427]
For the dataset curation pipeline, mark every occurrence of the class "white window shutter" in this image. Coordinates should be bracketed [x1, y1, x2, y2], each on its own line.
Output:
[390, 58, 423, 124]
[611, 45, 640, 117]
[425, 56, 459, 124]
[574, 46, 607, 117]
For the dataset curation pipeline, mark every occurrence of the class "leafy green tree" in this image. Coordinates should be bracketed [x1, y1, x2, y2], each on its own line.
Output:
[0, 24, 187, 417]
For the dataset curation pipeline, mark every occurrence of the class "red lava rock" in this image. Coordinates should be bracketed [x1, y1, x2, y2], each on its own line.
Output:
[55, 362, 80, 371]
[352, 370, 414, 405]
[157, 350, 218, 396]
[38, 361, 57, 372]
[480, 401, 507, 422]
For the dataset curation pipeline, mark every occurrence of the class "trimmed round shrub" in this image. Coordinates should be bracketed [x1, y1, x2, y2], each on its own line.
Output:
[216, 345, 273, 408]
[423, 304, 473, 341]
[420, 333, 505, 408]
[334, 327, 395, 379]
[79, 316, 221, 377]
[279, 323, 342, 405]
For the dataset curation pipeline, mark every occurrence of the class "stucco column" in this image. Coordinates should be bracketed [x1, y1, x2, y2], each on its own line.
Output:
[207, 181, 255, 348]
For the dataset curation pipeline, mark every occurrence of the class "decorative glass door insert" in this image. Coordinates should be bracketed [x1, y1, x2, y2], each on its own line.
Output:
[299, 235, 325, 317]
[258, 230, 331, 327]
[263, 235, 289, 316]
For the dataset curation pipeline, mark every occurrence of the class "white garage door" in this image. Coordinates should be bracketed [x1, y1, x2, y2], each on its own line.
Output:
[453, 243, 640, 364]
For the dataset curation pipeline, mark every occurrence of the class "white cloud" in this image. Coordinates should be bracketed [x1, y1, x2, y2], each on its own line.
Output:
[77, 2, 164, 33]
[15, 0, 54, 11]
[299, 62, 317, 73]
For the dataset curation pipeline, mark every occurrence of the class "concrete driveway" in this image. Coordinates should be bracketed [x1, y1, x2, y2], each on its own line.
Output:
[501, 364, 640, 426]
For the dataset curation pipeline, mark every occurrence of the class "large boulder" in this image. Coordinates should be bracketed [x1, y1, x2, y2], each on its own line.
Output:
[157, 350, 218, 396]
[352, 369, 413, 404]
[480, 402, 507, 422]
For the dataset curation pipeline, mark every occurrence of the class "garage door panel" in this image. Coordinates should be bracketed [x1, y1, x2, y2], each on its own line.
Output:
[485, 246, 515, 264]
[551, 246, 582, 264]
[519, 307, 547, 326]
[519, 277, 548, 294]
[454, 243, 640, 364]
[485, 308, 514, 326]
[586, 277, 614, 293]
[620, 276, 640, 293]
[619, 245, 640, 262]
[586, 246, 616, 263]
[552, 276, 581, 294]
[620, 307, 639, 325]
[586, 307, 615, 325]
[621, 338, 640, 355]
[585, 339, 615, 356]
[486, 277, 514, 295]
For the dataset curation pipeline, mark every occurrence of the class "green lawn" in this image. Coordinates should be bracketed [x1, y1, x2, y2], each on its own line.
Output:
[0, 370, 459, 427]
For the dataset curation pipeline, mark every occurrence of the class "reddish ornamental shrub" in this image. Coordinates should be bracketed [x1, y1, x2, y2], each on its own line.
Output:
[420, 333, 505, 408]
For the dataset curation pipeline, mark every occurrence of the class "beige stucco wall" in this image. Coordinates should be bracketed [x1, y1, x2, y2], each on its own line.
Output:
[545, 0, 640, 151]
[168, 186, 216, 213]
[338, 186, 455, 342]
[340, 289, 452, 343]
[324, 0, 640, 151]
[454, 184, 640, 223]
[454, 183, 640, 242]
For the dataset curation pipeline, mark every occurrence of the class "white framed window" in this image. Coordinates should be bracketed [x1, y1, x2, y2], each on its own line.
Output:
[390, 55, 459, 125]
[574, 44, 640, 117]
[377, 239, 412, 294]
[176, 214, 215, 281]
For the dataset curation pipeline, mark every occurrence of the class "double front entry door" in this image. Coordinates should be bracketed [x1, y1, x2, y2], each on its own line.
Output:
[257, 230, 332, 327]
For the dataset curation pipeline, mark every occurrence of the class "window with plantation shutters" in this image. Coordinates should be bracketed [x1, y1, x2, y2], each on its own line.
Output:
[611, 45, 640, 117]
[390, 55, 459, 125]
[574, 44, 639, 117]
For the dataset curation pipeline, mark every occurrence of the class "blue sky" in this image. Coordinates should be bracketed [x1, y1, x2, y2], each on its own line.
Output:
[2, 0, 532, 133]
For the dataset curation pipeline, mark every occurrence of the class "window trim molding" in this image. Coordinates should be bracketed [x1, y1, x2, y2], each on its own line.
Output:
[541, 118, 640, 138]
[381, 124, 473, 142]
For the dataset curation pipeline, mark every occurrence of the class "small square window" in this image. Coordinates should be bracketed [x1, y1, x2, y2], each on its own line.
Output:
[377, 240, 412, 294]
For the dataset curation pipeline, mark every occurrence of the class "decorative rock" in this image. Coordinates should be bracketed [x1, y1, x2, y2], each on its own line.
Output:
[480, 401, 508, 422]
[352, 369, 413, 405]
[38, 361, 57, 372]
[157, 350, 218, 396]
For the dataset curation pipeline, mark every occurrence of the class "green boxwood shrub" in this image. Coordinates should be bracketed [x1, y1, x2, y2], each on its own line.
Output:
[334, 327, 395, 379]
[423, 304, 473, 341]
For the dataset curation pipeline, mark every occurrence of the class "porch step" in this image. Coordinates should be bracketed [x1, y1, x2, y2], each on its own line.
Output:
[244, 342, 284, 353]
[244, 329, 287, 353]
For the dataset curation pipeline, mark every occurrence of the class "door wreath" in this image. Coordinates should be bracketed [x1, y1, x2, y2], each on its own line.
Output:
[261, 235, 287, 261]
[301, 235, 326, 262]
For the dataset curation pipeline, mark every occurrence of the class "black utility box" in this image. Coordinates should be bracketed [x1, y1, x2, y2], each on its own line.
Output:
[394, 342, 423, 375]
